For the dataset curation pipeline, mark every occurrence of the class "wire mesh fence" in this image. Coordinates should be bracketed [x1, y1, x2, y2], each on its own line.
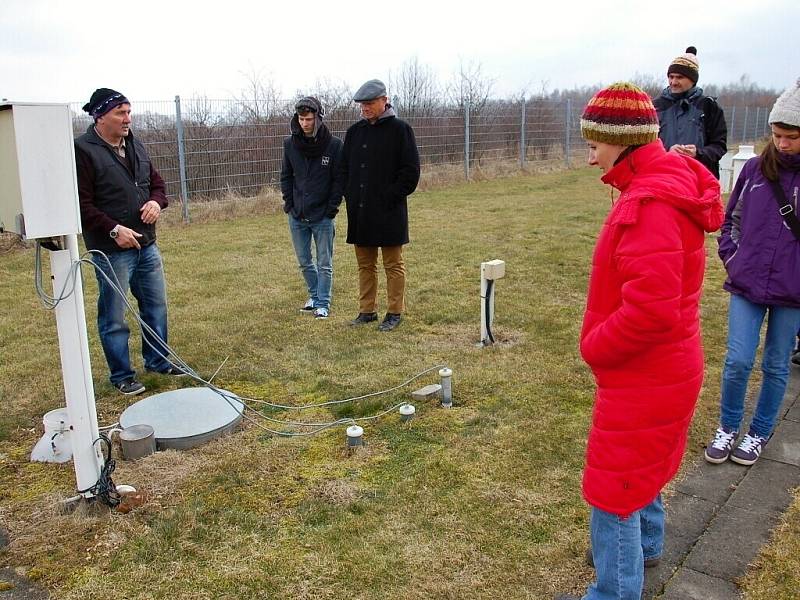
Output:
[70, 97, 773, 213]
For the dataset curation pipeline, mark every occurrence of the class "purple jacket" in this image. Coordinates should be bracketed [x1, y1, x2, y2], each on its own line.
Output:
[718, 153, 800, 307]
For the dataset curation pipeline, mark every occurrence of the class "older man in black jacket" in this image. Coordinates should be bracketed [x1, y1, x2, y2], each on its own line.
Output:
[340, 79, 420, 332]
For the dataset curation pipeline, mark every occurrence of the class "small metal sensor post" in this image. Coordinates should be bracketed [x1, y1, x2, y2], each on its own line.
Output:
[480, 260, 506, 346]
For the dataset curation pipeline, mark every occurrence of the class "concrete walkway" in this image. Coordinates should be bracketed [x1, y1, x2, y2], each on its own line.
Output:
[644, 365, 800, 599]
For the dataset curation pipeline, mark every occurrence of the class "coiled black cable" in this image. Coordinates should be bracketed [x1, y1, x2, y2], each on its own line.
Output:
[77, 434, 121, 509]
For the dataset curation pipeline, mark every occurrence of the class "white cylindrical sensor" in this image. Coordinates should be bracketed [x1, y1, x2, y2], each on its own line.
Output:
[346, 425, 364, 447]
[439, 367, 453, 408]
[399, 403, 416, 422]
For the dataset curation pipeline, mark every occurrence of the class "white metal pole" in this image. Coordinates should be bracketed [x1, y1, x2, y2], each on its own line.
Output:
[51, 234, 103, 496]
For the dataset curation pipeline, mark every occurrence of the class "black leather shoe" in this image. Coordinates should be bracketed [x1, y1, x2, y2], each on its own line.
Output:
[349, 312, 378, 326]
[378, 313, 402, 332]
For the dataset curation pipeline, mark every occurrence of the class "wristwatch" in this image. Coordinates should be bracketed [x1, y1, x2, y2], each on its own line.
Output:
[109, 225, 120, 239]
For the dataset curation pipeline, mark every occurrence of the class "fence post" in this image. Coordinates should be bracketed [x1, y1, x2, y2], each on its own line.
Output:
[464, 99, 470, 181]
[174, 95, 190, 223]
[742, 106, 749, 143]
[520, 96, 526, 169]
[564, 98, 572, 168]
[729, 106, 736, 144]
[755, 106, 762, 139]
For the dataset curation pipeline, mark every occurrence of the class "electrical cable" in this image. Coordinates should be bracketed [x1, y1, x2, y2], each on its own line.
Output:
[35, 246, 447, 437]
[76, 434, 121, 508]
[484, 278, 495, 344]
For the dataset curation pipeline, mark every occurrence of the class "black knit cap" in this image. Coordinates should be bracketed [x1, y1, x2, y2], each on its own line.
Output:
[81, 88, 130, 119]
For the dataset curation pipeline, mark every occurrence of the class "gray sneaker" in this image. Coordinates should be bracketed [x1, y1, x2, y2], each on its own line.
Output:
[704, 426, 738, 464]
[730, 432, 767, 466]
[115, 379, 145, 396]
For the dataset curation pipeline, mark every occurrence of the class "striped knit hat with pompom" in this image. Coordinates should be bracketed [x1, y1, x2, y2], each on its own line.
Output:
[580, 82, 661, 146]
[668, 46, 700, 84]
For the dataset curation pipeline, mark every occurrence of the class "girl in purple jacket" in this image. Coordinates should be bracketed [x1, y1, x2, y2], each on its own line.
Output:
[705, 78, 800, 466]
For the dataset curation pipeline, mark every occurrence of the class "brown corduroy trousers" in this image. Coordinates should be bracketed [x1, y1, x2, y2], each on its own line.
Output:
[353, 245, 405, 314]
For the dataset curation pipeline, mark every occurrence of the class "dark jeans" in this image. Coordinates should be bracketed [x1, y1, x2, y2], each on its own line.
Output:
[92, 244, 170, 384]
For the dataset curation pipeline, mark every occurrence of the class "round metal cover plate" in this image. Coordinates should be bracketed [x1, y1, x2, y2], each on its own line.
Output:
[119, 387, 244, 450]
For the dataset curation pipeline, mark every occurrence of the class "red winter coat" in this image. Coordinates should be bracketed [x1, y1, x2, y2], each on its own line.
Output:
[580, 141, 724, 517]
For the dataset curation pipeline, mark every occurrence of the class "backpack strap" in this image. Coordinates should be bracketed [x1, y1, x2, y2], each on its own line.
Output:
[768, 180, 800, 241]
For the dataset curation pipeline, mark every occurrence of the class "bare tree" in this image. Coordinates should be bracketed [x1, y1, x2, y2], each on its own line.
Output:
[389, 56, 440, 117]
[447, 59, 494, 116]
[629, 71, 663, 98]
[234, 66, 282, 124]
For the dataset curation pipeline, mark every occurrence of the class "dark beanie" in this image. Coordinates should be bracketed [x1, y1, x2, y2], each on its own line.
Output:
[667, 46, 699, 85]
[295, 96, 324, 117]
[82, 88, 129, 120]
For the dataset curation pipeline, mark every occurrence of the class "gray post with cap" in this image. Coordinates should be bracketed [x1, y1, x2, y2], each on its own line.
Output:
[464, 99, 471, 181]
[174, 95, 190, 223]
[565, 98, 572, 168]
[520, 97, 526, 169]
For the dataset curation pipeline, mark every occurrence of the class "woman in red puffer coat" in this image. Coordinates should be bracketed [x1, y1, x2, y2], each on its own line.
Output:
[556, 82, 724, 600]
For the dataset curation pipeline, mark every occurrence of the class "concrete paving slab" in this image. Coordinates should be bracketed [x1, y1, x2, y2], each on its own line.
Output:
[684, 504, 780, 581]
[785, 367, 800, 397]
[726, 459, 800, 514]
[673, 459, 746, 506]
[642, 492, 718, 598]
[761, 420, 800, 466]
[0, 567, 49, 600]
[658, 567, 741, 600]
[786, 404, 800, 422]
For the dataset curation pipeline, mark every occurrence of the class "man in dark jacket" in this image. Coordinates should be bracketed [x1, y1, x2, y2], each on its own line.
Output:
[340, 79, 420, 332]
[280, 96, 344, 320]
[653, 46, 727, 178]
[75, 88, 178, 396]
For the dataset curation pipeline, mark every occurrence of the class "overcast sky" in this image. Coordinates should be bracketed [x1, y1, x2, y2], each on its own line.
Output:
[2, 0, 798, 106]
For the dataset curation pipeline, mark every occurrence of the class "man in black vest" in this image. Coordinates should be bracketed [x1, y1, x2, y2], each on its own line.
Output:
[653, 46, 727, 178]
[340, 79, 420, 332]
[75, 88, 179, 395]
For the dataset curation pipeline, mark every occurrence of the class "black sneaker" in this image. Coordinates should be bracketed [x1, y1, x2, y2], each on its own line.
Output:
[147, 366, 188, 377]
[378, 313, 402, 332]
[115, 379, 145, 396]
[349, 312, 378, 326]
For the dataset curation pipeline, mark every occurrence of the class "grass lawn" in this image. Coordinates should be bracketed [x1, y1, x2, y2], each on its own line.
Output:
[0, 167, 797, 599]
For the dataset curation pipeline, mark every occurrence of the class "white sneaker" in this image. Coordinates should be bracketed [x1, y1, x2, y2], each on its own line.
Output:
[300, 299, 315, 313]
[313, 307, 329, 319]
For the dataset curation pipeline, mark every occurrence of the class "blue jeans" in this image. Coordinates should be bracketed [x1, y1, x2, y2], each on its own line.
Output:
[719, 294, 800, 438]
[92, 244, 170, 385]
[584, 495, 664, 600]
[288, 216, 335, 309]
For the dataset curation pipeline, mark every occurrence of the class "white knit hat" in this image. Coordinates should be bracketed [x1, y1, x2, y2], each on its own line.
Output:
[769, 78, 800, 128]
